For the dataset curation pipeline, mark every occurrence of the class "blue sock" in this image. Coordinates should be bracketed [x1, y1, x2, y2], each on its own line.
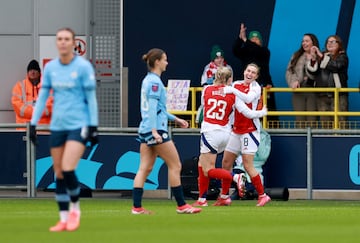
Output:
[63, 171, 80, 203]
[55, 178, 70, 211]
[171, 185, 186, 207]
[133, 187, 143, 208]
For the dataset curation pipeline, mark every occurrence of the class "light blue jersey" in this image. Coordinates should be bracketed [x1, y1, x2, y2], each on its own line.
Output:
[138, 72, 175, 134]
[31, 55, 98, 130]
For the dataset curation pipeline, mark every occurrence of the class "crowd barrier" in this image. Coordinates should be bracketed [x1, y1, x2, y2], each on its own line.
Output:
[1, 124, 360, 199]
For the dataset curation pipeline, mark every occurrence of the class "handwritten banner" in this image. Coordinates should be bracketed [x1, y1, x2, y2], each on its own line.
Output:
[166, 79, 191, 111]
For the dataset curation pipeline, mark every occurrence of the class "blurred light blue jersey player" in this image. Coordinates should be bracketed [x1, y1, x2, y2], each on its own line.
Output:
[31, 55, 98, 130]
[138, 72, 175, 134]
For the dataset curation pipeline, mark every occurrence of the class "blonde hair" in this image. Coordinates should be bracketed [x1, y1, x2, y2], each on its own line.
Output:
[214, 66, 232, 84]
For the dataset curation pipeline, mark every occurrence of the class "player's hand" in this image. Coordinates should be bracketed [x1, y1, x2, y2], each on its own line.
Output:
[88, 126, 99, 146]
[261, 105, 268, 116]
[239, 23, 247, 41]
[29, 125, 37, 144]
[152, 130, 162, 144]
[81, 126, 99, 147]
[291, 81, 299, 89]
[175, 117, 189, 128]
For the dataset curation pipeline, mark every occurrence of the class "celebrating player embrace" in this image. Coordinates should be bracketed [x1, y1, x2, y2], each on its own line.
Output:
[193, 66, 267, 207]
[222, 63, 271, 206]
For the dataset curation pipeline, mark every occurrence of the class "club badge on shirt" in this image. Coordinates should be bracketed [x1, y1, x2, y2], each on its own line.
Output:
[152, 84, 159, 92]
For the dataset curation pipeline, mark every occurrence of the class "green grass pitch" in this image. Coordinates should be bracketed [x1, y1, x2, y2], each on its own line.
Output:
[0, 198, 359, 243]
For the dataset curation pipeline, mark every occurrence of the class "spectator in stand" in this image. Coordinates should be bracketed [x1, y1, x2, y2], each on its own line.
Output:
[200, 45, 233, 86]
[285, 33, 319, 128]
[232, 23, 277, 121]
[11, 60, 52, 126]
[197, 45, 233, 126]
[307, 35, 349, 129]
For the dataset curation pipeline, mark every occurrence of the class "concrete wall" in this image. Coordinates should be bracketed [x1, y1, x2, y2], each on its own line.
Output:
[0, 0, 87, 123]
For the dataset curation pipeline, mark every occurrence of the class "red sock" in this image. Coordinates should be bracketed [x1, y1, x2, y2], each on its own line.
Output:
[198, 166, 209, 198]
[208, 168, 232, 195]
[251, 174, 264, 196]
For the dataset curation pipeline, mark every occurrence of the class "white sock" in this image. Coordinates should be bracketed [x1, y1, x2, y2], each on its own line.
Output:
[70, 201, 80, 211]
[59, 211, 68, 223]
[198, 197, 206, 202]
[220, 194, 229, 199]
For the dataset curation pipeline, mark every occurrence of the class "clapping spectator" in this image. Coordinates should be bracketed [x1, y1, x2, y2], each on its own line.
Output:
[285, 34, 319, 128]
[307, 35, 349, 129]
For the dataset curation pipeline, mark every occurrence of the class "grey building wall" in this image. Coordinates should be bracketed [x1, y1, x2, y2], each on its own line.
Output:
[0, 0, 87, 123]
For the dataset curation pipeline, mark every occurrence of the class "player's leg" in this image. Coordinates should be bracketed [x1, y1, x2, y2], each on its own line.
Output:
[61, 139, 86, 231]
[192, 153, 212, 206]
[156, 141, 201, 214]
[222, 132, 247, 199]
[48, 131, 68, 232]
[222, 132, 240, 172]
[220, 143, 239, 205]
[207, 131, 233, 198]
[232, 156, 247, 198]
[49, 144, 68, 232]
[132, 143, 156, 214]
[209, 165, 233, 206]
[241, 131, 271, 206]
[193, 131, 218, 206]
[197, 130, 233, 206]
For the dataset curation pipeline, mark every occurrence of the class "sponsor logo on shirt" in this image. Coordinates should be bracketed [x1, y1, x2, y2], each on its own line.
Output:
[71, 71, 78, 79]
[52, 81, 76, 88]
[152, 85, 159, 92]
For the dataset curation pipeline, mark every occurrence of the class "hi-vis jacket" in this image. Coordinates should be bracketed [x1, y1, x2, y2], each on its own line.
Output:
[11, 76, 52, 124]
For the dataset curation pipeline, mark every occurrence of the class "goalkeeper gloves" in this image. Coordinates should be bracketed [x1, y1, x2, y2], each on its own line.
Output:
[81, 126, 99, 147]
[88, 126, 99, 146]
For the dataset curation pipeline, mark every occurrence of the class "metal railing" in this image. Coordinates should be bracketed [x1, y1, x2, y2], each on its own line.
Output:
[262, 87, 360, 129]
[0, 123, 35, 197]
[169, 87, 360, 129]
[168, 87, 202, 128]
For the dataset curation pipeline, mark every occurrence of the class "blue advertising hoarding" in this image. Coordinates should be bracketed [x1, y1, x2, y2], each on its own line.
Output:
[1, 132, 360, 191]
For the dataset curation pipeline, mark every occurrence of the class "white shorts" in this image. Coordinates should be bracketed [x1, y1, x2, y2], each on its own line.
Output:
[225, 130, 260, 155]
[200, 130, 230, 154]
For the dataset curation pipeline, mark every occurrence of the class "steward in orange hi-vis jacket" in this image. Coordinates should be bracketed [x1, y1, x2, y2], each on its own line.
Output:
[11, 60, 52, 125]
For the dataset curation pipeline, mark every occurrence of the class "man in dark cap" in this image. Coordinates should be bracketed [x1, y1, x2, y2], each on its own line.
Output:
[11, 59, 52, 125]
[233, 23, 278, 122]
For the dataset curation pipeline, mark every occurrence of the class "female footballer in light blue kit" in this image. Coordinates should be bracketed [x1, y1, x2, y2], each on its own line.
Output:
[30, 27, 99, 232]
[132, 48, 201, 214]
